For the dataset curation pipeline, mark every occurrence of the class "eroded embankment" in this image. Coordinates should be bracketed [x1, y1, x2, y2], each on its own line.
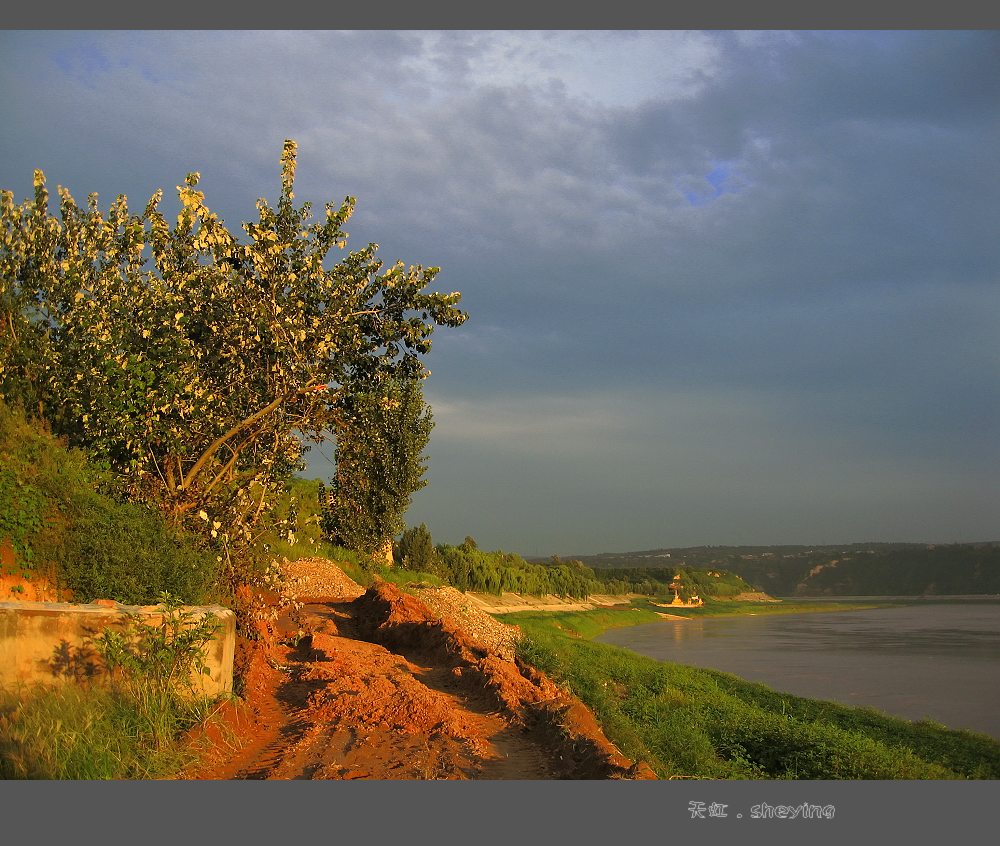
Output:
[186, 567, 656, 780]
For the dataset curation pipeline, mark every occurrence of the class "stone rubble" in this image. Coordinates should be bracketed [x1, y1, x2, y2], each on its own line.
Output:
[409, 585, 521, 661]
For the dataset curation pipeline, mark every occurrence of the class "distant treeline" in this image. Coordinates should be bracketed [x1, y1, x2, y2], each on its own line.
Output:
[567, 542, 1000, 596]
[395, 525, 756, 598]
[591, 566, 758, 599]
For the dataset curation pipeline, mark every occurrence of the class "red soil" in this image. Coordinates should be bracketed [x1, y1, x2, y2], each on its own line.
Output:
[184, 571, 657, 781]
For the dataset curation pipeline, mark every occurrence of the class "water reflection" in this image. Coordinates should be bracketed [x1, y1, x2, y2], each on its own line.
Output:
[667, 619, 703, 644]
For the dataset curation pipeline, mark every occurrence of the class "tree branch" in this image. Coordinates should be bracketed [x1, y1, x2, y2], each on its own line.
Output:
[201, 430, 258, 500]
[165, 454, 176, 493]
[180, 380, 323, 494]
[181, 394, 285, 492]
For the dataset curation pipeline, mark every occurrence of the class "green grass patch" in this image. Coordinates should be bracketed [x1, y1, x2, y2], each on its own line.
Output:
[509, 608, 1000, 780]
[0, 595, 230, 779]
[503, 606, 664, 639]
[0, 683, 222, 779]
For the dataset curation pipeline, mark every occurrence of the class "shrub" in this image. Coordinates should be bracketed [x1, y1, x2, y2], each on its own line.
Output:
[90, 593, 222, 740]
[59, 496, 218, 605]
[0, 399, 221, 604]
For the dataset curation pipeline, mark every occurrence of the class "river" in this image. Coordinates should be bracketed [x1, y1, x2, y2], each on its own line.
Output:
[595, 600, 1000, 740]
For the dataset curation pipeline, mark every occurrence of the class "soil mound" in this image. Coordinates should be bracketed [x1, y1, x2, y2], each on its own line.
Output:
[187, 561, 656, 780]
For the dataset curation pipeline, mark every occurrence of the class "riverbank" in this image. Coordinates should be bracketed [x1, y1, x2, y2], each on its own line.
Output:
[599, 601, 1000, 740]
[484, 595, 894, 627]
[504, 604, 1000, 779]
[473, 590, 894, 621]
[630, 596, 894, 618]
[464, 591, 636, 614]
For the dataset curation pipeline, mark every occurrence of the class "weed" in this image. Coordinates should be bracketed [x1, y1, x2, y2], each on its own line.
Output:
[91, 592, 221, 697]
[0, 593, 225, 778]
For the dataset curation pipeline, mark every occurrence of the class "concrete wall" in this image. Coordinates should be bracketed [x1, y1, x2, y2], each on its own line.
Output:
[0, 600, 235, 698]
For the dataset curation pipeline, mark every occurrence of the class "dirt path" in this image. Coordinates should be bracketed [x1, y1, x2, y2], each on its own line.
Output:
[185, 563, 656, 781]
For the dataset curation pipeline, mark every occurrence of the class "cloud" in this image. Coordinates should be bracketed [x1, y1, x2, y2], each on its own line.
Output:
[400, 31, 724, 108]
[3, 30, 997, 552]
[426, 392, 632, 451]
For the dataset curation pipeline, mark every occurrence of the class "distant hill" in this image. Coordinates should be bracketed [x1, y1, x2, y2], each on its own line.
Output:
[560, 542, 1000, 597]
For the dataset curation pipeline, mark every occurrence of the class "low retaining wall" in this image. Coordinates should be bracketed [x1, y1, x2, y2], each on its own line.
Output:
[0, 600, 235, 697]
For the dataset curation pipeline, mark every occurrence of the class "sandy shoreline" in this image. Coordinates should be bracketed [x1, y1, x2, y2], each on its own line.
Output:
[463, 591, 637, 615]
[463, 592, 696, 620]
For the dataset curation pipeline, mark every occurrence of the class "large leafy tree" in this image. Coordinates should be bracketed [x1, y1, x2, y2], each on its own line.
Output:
[0, 140, 466, 547]
[321, 376, 434, 560]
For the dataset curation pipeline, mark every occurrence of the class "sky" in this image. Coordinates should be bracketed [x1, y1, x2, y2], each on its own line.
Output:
[1, 30, 997, 556]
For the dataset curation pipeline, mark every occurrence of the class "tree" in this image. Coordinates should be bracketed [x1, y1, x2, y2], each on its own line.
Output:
[322, 376, 434, 559]
[0, 141, 466, 552]
[397, 522, 439, 573]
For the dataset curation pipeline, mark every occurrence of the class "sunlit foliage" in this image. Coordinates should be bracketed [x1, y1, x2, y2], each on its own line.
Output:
[0, 141, 466, 558]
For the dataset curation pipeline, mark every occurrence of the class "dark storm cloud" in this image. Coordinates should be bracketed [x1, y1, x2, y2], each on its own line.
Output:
[1, 30, 996, 552]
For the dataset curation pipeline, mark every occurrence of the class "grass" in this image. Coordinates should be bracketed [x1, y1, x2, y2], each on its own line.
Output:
[0, 594, 229, 780]
[510, 607, 1000, 780]
[0, 682, 225, 780]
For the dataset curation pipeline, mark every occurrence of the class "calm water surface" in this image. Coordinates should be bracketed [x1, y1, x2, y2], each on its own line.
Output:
[596, 602, 1000, 739]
